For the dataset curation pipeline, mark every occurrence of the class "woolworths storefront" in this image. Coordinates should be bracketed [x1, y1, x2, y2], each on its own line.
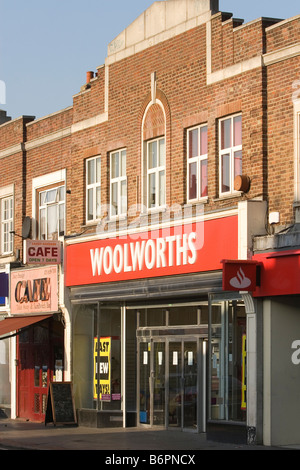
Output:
[65, 213, 249, 440]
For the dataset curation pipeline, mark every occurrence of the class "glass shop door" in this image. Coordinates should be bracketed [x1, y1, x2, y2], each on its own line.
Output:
[168, 340, 198, 431]
[138, 338, 204, 432]
[138, 340, 166, 427]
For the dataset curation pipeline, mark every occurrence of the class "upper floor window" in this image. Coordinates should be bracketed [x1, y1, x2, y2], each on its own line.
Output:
[86, 156, 101, 222]
[1, 196, 13, 255]
[110, 149, 127, 217]
[147, 137, 165, 209]
[298, 111, 300, 198]
[187, 124, 208, 201]
[294, 100, 300, 202]
[38, 185, 65, 240]
[219, 114, 242, 195]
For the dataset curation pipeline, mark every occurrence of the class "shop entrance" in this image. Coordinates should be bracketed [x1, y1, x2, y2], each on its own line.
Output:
[17, 318, 64, 422]
[138, 337, 206, 432]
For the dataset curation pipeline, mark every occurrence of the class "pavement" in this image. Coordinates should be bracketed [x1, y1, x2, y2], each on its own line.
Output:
[0, 417, 294, 454]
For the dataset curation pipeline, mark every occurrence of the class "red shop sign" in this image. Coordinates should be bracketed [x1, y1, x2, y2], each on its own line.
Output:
[222, 259, 261, 292]
[253, 250, 300, 297]
[65, 216, 238, 287]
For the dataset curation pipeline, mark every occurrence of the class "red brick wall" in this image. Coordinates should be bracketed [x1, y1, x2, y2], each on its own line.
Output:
[0, 116, 33, 150]
[0, 8, 300, 257]
[0, 151, 24, 256]
[267, 16, 300, 53]
[26, 108, 73, 141]
[0, 117, 34, 258]
[266, 57, 300, 224]
[265, 17, 300, 225]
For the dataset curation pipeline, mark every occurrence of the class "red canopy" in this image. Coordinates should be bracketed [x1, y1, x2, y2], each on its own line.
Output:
[0, 315, 53, 339]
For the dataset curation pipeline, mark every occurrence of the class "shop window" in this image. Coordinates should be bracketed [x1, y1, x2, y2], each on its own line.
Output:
[187, 124, 208, 201]
[125, 309, 137, 416]
[19, 330, 30, 343]
[168, 306, 198, 326]
[97, 308, 121, 409]
[86, 156, 101, 222]
[209, 300, 246, 423]
[219, 114, 242, 196]
[38, 185, 65, 240]
[73, 305, 122, 411]
[0, 338, 10, 406]
[138, 305, 208, 327]
[139, 308, 166, 327]
[110, 149, 127, 218]
[0, 195, 13, 255]
[73, 305, 95, 410]
[33, 325, 49, 344]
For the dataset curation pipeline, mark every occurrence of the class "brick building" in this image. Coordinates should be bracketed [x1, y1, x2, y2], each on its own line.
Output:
[0, 0, 300, 446]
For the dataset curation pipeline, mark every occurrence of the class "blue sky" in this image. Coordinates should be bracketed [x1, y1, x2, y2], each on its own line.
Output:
[0, 0, 299, 120]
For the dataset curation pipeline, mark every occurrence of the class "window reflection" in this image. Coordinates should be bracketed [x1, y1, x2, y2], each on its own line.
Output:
[209, 301, 246, 422]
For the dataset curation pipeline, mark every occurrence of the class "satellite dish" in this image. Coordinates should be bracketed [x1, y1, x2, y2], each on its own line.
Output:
[22, 217, 31, 239]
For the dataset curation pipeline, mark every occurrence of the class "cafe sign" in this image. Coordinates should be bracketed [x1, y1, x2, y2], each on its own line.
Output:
[10, 266, 58, 315]
[24, 240, 61, 265]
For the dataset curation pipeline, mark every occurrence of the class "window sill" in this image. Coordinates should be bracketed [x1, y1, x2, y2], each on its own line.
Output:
[186, 197, 209, 206]
[0, 254, 15, 264]
[213, 191, 242, 202]
[109, 214, 128, 222]
[83, 214, 128, 225]
[83, 219, 102, 227]
[145, 205, 167, 215]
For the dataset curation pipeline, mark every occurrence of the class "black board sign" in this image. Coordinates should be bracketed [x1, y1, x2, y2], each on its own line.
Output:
[45, 382, 77, 426]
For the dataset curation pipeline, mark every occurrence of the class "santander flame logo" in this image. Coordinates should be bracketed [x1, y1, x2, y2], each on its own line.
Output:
[229, 267, 251, 289]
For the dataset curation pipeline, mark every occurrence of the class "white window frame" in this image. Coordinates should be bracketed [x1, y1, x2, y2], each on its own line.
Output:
[32, 170, 66, 240]
[86, 155, 101, 223]
[187, 124, 208, 202]
[147, 136, 166, 210]
[219, 114, 242, 196]
[294, 99, 300, 201]
[0, 195, 13, 255]
[38, 184, 65, 240]
[298, 111, 300, 199]
[110, 149, 127, 218]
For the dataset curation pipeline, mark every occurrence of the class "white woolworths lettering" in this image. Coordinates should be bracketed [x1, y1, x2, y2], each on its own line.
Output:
[90, 232, 197, 277]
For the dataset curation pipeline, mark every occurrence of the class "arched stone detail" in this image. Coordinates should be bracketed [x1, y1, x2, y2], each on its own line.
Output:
[143, 102, 165, 141]
[138, 88, 171, 209]
[138, 88, 171, 134]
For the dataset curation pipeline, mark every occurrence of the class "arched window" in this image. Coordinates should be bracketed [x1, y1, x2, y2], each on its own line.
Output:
[142, 101, 166, 210]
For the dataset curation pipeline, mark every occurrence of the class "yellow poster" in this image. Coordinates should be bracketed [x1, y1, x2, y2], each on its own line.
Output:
[94, 337, 111, 401]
